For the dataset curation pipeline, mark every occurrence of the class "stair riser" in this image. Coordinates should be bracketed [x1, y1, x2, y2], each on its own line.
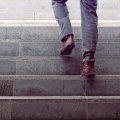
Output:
[97, 10, 120, 20]
[1, 76, 120, 96]
[0, 26, 120, 40]
[0, 0, 119, 10]
[0, 79, 84, 96]
[0, 99, 120, 120]
[98, 4, 120, 10]
[0, 57, 119, 75]
[0, 41, 119, 56]
[20, 42, 120, 56]
[0, 10, 120, 20]
[69, 10, 120, 20]
[0, 0, 119, 20]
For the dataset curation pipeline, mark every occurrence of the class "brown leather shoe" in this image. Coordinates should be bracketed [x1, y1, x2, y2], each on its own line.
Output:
[81, 61, 95, 77]
[60, 35, 75, 55]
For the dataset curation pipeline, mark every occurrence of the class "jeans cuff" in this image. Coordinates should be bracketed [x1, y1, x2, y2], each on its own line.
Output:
[83, 51, 95, 63]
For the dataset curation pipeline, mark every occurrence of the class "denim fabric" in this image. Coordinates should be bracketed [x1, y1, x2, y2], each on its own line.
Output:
[52, 0, 98, 56]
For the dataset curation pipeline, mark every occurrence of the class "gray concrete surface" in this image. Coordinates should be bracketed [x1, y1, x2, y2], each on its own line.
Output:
[0, 0, 119, 20]
[0, 40, 120, 56]
[0, 96, 120, 120]
[0, 75, 120, 96]
[0, 21, 119, 56]
[0, 56, 119, 75]
[0, 1, 119, 120]
[0, 21, 120, 40]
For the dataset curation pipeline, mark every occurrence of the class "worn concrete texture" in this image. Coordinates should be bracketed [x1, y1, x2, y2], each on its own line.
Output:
[0, 96, 120, 120]
[0, 75, 120, 96]
[0, 56, 119, 75]
[0, 0, 119, 20]
[0, 39, 120, 56]
[20, 26, 120, 41]
[0, 23, 120, 40]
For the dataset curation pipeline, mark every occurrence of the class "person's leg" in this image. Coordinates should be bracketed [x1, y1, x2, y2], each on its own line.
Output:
[52, 0, 73, 41]
[52, 0, 75, 55]
[80, 0, 98, 77]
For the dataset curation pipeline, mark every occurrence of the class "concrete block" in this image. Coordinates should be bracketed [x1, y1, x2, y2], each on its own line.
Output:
[12, 100, 86, 120]
[20, 41, 120, 56]
[16, 56, 82, 75]
[0, 27, 6, 39]
[13, 78, 85, 96]
[0, 21, 119, 41]
[87, 103, 120, 120]
[16, 56, 120, 75]
[108, 42, 120, 56]
[96, 42, 109, 56]
[0, 95, 120, 120]
[7, 27, 22, 39]
[0, 40, 118, 57]
[0, 56, 119, 75]
[0, 40, 19, 56]
[95, 56, 120, 75]
[21, 27, 59, 41]
[12, 101, 64, 120]
[63, 79, 85, 96]
[0, 102, 11, 120]
[0, 80, 13, 96]
[86, 76, 120, 96]
[98, 27, 120, 40]
[19, 42, 61, 56]
[0, 75, 119, 96]
[13, 79, 64, 96]
[21, 26, 120, 41]
[62, 102, 86, 120]
[0, 60, 16, 75]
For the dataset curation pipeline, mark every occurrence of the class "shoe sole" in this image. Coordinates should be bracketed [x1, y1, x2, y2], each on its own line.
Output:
[60, 44, 75, 55]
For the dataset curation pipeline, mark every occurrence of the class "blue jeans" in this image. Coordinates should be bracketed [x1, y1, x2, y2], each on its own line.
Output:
[52, 0, 98, 56]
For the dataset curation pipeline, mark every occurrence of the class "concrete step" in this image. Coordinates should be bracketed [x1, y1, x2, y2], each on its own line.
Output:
[0, 0, 119, 20]
[0, 56, 119, 75]
[94, 10, 120, 20]
[0, 20, 120, 40]
[0, 9, 119, 20]
[0, 0, 119, 10]
[0, 39, 119, 56]
[98, 0, 120, 9]
[0, 0, 119, 11]
[0, 96, 120, 120]
[0, 75, 120, 96]
[69, 10, 120, 20]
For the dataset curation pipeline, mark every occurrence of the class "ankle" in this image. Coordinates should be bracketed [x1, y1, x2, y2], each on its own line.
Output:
[62, 34, 74, 42]
[83, 51, 95, 68]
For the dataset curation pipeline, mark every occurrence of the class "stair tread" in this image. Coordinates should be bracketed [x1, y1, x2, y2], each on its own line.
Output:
[0, 96, 120, 100]
[0, 20, 120, 26]
[0, 55, 119, 59]
[0, 74, 120, 80]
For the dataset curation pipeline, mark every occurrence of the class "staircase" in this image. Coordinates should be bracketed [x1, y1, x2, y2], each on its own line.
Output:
[0, 0, 120, 120]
